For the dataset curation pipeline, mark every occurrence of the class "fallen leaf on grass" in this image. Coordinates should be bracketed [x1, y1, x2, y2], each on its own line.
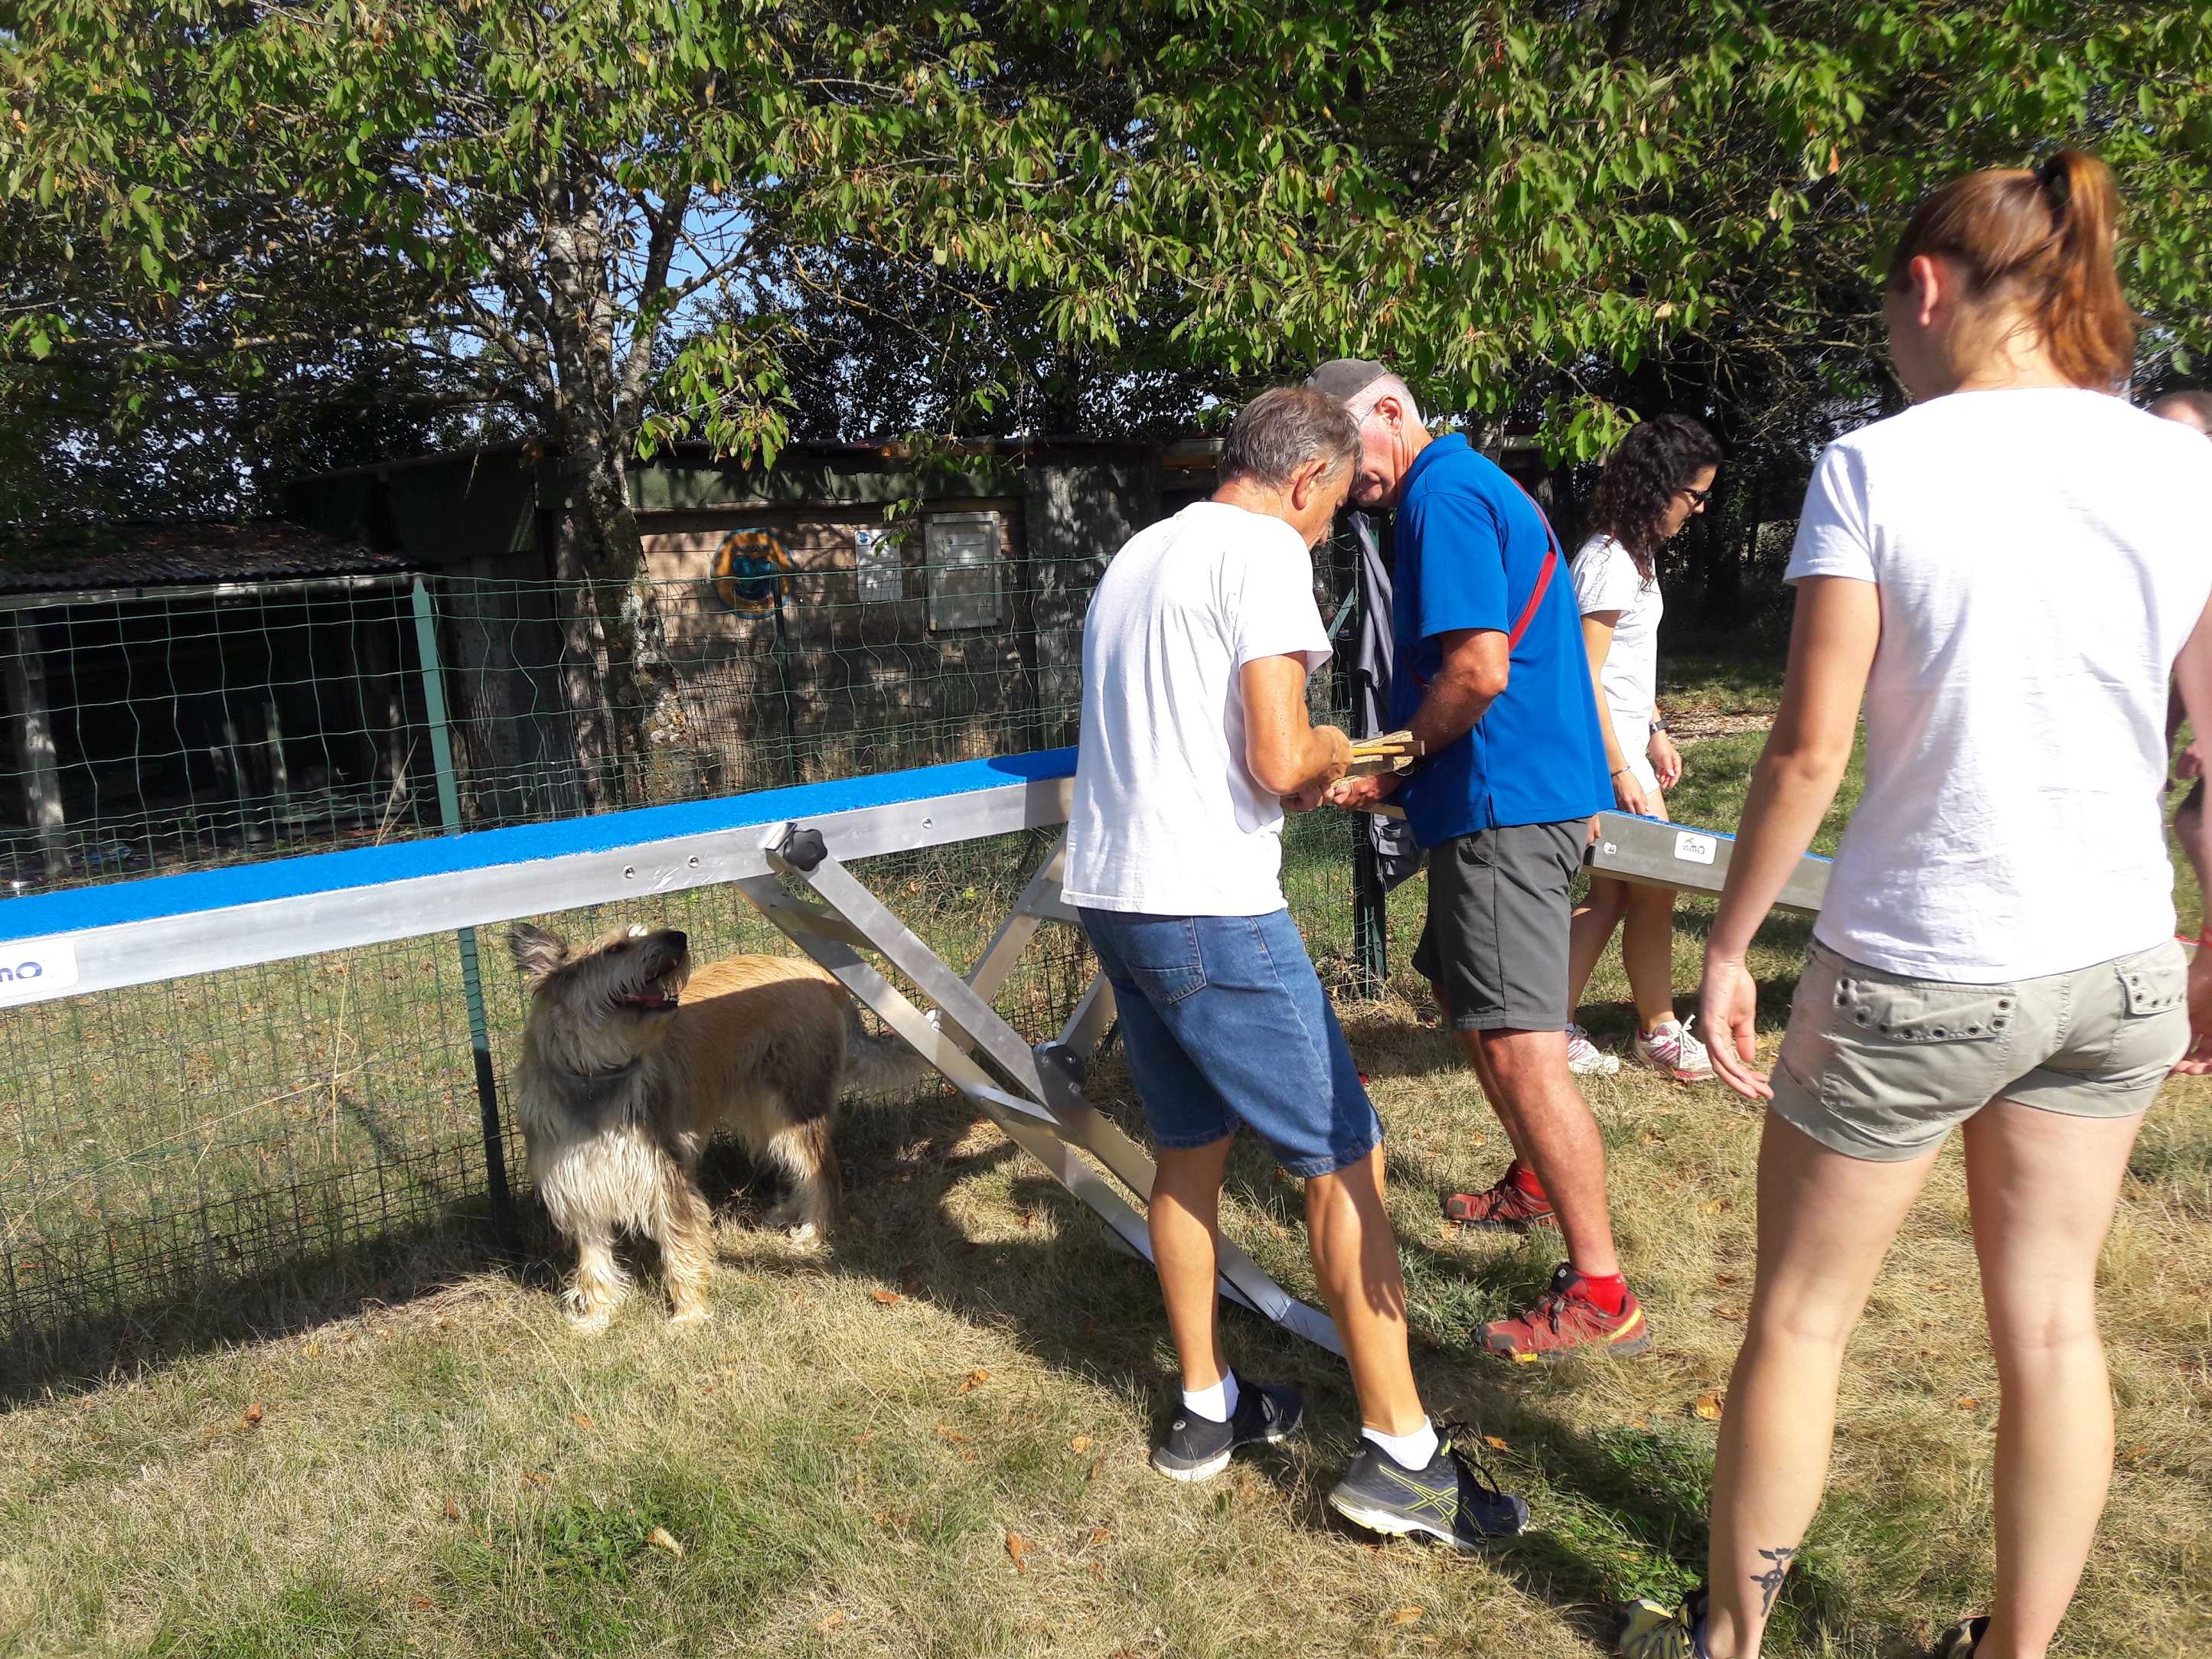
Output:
[443, 1498, 462, 1521]
[572, 1414, 594, 1429]
[1006, 1533, 1029, 1573]
[1630, 1416, 1650, 1430]
[243, 1402, 264, 1426]
[1068, 1435, 1093, 1453]
[872, 1289, 902, 1305]
[646, 1527, 684, 1557]
[1482, 1436, 1508, 1451]
[935, 1425, 972, 1444]
[855, 1429, 876, 1446]
[1088, 1458, 1104, 1481]
[1702, 1200, 1725, 1216]
[522, 1471, 550, 1486]
[408, 1597, 434, 1612]
[1087, 1527, 1111, 1548]
[1714, 1273, 1739, 1287]
[1928, 1280, 1951, 1292]
[1089, 1561, 1105, 1582]
[958, 1369, 990, 1393]
[1715, 1307, 1745, 1321]
[1388, 1608, 1424, 1625]
[1694, 1393, 1725, 1421]
[816, 1609, 845, 1633]
[1956, 1397, 1979, 1410]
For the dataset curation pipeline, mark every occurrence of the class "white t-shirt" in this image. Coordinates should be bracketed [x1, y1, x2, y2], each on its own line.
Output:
[1786, 387, 2212, 980]
[1065, 500, 1330, 915]
[1572, 532, 1662, 745]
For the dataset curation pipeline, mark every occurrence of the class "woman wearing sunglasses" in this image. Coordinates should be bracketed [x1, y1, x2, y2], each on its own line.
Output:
[1564, 413, 1724, 1082]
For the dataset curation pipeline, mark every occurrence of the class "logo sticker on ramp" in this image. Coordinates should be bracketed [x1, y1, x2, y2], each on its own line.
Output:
[1673, 831, 1719, 866]
[0, 937, 79, 1005]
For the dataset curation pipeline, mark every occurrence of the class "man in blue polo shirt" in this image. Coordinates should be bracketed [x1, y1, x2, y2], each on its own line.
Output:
[1316, 359, 1652, 1362]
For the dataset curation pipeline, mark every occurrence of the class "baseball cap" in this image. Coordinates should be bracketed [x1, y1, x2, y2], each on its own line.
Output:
[1304, 357, 1389, 404]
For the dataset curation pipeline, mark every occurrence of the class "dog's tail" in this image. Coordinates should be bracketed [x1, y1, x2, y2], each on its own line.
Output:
[841, 1015, 935, 1097]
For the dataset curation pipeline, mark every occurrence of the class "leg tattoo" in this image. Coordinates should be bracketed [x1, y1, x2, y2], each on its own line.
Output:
[1751, 1545, 1797, 1617]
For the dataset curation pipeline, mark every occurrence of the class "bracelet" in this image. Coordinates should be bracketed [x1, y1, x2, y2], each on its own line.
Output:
[1611, 766, 1632, 777]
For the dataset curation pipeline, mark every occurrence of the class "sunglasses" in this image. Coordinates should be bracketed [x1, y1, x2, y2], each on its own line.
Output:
[1679, 484, 1712, 506]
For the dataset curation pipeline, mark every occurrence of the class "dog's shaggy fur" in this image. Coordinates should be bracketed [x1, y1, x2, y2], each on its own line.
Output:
[507, 921, 927, 1328]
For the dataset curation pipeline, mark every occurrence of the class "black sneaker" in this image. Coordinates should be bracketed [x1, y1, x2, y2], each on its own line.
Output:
[1936, 1617, 1989, 1658]
[1325, 1423, 1529, 1550]
[1149, 1376, 1303, 1482]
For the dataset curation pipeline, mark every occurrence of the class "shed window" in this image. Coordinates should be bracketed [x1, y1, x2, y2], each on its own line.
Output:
[924, 512, 1002, 631]
[853, 525, 902, 604]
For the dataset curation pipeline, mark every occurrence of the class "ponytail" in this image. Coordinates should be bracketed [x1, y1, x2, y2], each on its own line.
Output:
[1887, 149, 2135, 391]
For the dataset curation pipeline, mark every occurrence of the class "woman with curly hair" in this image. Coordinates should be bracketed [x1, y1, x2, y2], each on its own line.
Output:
[1564, 412, 1723, 1080]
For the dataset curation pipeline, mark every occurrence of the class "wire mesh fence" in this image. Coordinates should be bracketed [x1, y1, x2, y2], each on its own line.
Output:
[0, 536, 1385, 1374]
[1, 555, 1099, 888]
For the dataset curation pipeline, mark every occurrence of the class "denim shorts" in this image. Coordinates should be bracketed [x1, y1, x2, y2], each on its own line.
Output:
[1771, 938, 2191, 1162]
[1078, 907, 1384, 1179]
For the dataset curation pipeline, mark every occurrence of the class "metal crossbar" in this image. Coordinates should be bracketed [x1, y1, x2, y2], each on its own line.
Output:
[1586, 810, 1831, 911]
[748, 826, 1343, 1352]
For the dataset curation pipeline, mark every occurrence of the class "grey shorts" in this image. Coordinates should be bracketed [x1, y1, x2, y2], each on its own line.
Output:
[1411, 820, 1584, 1032]
[1771, 939, 2191, 1162]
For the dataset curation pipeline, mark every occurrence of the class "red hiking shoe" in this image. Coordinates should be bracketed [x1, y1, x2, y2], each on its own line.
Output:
[1482, 1264, 1652, 1362]
[1442, 1165, 1556, 1232]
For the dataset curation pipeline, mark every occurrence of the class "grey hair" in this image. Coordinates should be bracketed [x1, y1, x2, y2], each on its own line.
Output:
[1218, 386, 1360, 488]
[1342, 371, 1424, 429]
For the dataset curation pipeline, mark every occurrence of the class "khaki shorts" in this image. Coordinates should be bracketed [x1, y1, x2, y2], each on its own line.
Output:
[1770, 939, 2190, 1162]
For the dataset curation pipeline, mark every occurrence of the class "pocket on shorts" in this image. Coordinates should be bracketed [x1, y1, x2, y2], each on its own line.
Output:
[1828, 969, 2018, 1045]
[2116, 944, 2188, 1017]
[2095, 941, 2191, 1077]
[1785, 950, 2021, 1142]
[1104, 914, 1209, 1005]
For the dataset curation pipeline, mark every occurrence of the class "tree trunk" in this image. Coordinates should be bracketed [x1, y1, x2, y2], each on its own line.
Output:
[550, 421, 694, 810]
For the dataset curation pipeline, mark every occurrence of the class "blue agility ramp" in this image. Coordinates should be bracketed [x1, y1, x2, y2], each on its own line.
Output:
[0, 750, 1079, 1007]
[0, 745, 1343, 1353]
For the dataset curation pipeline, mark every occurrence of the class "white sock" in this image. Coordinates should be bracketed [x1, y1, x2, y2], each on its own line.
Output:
[1362, 1417, 1438, 1469]
[1182, 1371, 1239, 1423]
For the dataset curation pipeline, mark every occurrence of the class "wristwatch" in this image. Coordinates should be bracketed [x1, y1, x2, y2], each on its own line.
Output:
[1649, 717, 1671, 735]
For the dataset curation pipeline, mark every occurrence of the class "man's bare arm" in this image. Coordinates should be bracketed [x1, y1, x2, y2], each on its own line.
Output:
[1241, 655, 1352, 797]
[1407, 627, 1509, 753]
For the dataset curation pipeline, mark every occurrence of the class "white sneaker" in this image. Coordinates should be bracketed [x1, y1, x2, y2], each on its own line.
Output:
[1633, 1017, 1713, 1081]
[1565, 1022, 1620, 1076]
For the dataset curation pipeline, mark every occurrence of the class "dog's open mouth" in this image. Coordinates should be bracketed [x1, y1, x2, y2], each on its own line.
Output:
[613, 972, 682, 1013]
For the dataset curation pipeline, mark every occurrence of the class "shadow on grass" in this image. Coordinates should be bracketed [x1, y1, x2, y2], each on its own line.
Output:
[0, 1197, 559, 1407]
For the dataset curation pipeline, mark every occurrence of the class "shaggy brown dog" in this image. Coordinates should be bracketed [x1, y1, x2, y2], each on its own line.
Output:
[507, 921, 925, 1329]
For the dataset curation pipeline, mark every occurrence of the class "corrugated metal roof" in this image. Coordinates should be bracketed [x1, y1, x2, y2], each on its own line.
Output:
[0, 521, 419, 595]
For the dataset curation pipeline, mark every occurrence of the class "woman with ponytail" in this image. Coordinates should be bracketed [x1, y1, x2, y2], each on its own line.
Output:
[1565, 413, 1723, 1081]
[1620, 152, 2212, 1659]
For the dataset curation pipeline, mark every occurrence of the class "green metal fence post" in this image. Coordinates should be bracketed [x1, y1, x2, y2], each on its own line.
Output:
[411, 579, 515, 1233]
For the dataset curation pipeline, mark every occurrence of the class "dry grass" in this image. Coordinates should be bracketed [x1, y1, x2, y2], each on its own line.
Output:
[3, 950, 2209, 1654]
[3, 722, 2209, 1655]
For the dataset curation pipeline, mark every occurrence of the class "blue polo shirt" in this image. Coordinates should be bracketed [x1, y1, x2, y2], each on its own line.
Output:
[1387, 435, 1610, 846]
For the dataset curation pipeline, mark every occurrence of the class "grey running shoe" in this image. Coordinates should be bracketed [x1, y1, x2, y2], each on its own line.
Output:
[1149, 1376, 1303, 1482]
[1325, 1424, 1529, 1549]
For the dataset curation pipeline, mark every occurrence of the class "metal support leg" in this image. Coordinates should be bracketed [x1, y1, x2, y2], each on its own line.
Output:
[739, 832, 1343, 1354]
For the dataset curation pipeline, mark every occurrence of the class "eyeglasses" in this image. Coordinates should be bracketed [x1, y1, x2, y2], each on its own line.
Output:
[1679, 484, 1712, 506]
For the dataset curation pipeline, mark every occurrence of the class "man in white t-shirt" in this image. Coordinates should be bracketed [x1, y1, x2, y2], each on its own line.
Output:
[1068, 386, 1527, 1547]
